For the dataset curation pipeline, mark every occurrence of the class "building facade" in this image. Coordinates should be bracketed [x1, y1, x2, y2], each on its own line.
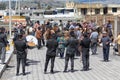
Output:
[66, 2, 120, 16]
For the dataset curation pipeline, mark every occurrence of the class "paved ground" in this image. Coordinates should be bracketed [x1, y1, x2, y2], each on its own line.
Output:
[1, 46, 120, 80]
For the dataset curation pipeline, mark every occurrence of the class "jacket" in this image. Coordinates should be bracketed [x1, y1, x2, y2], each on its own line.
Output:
[36, 30, 42, 39]
[66, 37, 78, 55]
[0, 33, 8, 47]
[46, 38, 58, 56]
[14, 39, 27, 58]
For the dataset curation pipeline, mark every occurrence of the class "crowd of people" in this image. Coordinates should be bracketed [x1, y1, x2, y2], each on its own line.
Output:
[1, 18, 120, 76]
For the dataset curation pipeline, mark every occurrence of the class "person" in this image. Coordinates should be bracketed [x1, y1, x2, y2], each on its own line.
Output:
[100, 31, 111, 62]
[80, 33, 91, 71]
[58, 20, 63, 31]
[106, 20, 113, 38]
[115, 32, 120, 56]
[44, 34, 58, 74]
[14, 34, 27, 76]
[90, 28, 98, 55]
[0, 27, 8, 64]
[22, 31, 28, 66]
[63, 31, 78, 72]
[35, 27, 42, 49]
[57, 33, 65, 58]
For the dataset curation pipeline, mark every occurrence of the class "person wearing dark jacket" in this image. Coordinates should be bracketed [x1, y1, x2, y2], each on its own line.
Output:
[80, 33, 91, 71]
[14, 34, 27, 76]
[44, 34, 58, 74]
[63, 32, 78, 72]
[0, 27, 8, 64]
[100, 31, 111, 62]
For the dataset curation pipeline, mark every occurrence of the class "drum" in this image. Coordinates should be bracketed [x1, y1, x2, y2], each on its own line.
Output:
[26, 35, 38, 49]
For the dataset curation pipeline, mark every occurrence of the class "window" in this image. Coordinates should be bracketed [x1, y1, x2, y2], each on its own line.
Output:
[81, 8, 87, 15]
[95, 9, 100, 14]
[103, 7, 108, 14]
[112, 8, 117, 13]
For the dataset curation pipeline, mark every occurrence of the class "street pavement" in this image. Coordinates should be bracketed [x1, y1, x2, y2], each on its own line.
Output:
[1, 46, 120, 80]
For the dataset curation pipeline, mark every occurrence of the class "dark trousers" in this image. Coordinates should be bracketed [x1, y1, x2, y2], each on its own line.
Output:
[64, 54, 74, 71]
[41, 36, 45, 46]
[91, 42, 97, 54]
[37, 38, 41, 48]
[16, 57, 25, 74]
[44, 56, 55, 72]
[82, 48, 89, 70]
[0, 47, 6, 63]
[25, 50, 27, 64]
[57, 48, 65, 58]
[103, 46, 110, 61]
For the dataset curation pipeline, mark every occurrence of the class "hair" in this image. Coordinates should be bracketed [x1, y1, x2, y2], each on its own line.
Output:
[70, 31, 75, 37]
[18, 34, 23, 39]
[38, 27, 41, 30]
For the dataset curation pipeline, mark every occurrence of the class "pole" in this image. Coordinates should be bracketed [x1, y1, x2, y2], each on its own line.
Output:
[15, 0, 18, 14]
[18, 0, 20, 16]
[9, 0, 12, 38]
[89, 0, 92, 19]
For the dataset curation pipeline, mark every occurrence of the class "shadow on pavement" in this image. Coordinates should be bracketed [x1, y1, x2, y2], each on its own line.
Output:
[27, 59, 40, 65]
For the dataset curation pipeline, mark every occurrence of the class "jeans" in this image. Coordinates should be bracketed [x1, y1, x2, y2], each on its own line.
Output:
[82, 48, 90, 70]
[103, 46, 110, 61]
[16, 58, 26, 74]
[91, 42, 97, 54]
[0, 47, 6, 63]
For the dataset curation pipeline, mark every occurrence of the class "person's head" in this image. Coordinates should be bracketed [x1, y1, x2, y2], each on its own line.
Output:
[36, 21, 40, 24]
[59, 20, 62, 22]
[70, 31, 75, 37]
[51, 33, 56, 39]
[83, 32, 88, 37]
[102, 31, 107, 37]
[18, 34, 23, 39]
[1, 27, 5, 33]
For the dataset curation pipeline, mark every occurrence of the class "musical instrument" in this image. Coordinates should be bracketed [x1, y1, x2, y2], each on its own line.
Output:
[26, 35, 38, 49]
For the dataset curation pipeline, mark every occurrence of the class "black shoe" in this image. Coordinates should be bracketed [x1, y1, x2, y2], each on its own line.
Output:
[44, 71, 47, 74]
[80, 69, 87, 71]
[23, 73, 26, 76]
[71, 69, 74, 72]
[16, 73, 19, 76]
[25, 63, 29, 66]
[50, 70, 54, 74]
[63, 70, 67, 73]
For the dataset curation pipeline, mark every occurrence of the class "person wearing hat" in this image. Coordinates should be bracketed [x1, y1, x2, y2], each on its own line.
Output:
[80, 32, 91, 71]
[100, 31, 111, 62]
[14, 33, 27, 76]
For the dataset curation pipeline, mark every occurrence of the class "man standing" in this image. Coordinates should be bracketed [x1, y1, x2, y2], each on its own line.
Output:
[90, 29, 98, 55]
[80, 33, 91, 71]
[0, 27, 8, 64]
[44, 34, 58, 74]
[63, 31, 78, 72]
[100, 31, 111, 62]
[14, 34, 27, 76]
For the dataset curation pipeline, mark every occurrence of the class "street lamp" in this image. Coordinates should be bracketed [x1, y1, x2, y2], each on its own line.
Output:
[9, 0, 12, 38]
